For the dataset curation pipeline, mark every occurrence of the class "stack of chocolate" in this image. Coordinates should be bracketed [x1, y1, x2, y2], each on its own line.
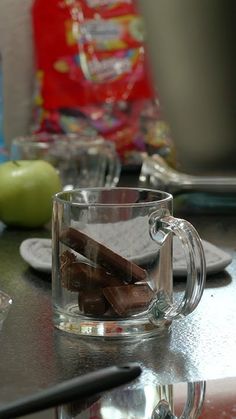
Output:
[60, 228, 154, 317]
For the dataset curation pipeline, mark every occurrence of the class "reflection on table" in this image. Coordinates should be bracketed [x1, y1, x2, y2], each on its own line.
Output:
[56, 376, 236, 419]
[56, 377, 205, 419]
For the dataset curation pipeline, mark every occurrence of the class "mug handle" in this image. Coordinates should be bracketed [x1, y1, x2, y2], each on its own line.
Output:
[149, 211, 206, 321]
[104, 147, 121, 187]
[152, 381, 206, 419]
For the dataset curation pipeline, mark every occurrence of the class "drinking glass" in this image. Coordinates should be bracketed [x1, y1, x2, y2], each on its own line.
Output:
[52, 187, 205, 338]
[10, 133, 121, 190]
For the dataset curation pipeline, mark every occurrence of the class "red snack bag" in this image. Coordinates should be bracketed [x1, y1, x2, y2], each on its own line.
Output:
[31, 0, 159, 162]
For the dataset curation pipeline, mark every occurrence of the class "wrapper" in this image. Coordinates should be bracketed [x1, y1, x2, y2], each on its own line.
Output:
[31, 0, 176, 165]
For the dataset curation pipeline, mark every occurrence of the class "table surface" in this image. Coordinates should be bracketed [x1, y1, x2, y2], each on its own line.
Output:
[0, 184, 236, 418]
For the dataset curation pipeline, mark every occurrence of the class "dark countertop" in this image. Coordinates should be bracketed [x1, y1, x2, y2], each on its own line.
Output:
[0, 192, 236, 418]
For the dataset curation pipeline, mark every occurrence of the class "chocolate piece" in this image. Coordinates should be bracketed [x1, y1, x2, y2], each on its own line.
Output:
[78, 289, 108, 316]
[60, 228, 147, 284]
[61, 262, 83, 292]
[60, 250, 77, 266]
[60, 252, 122, 291]
[60, 251, 80, 291]
[103, 284, 154, 316]
[104, 307, 119, 318]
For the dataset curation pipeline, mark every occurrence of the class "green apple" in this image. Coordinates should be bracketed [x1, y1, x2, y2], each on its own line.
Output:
[0, 160, 62, 228]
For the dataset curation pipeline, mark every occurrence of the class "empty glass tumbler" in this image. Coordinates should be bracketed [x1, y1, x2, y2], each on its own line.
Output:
[10, 134, 121, 190]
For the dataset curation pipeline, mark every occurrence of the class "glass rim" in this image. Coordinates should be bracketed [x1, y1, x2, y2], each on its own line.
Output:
[53, 187, 172, 207]
[11, 133, 111, 147]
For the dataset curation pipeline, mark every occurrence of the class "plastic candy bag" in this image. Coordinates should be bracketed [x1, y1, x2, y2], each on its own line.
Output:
[31, 0, 175, 165]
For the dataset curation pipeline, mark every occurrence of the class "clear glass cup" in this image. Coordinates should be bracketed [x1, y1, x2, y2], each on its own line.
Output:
[56, 380, 206, 419]
[10, 133, 121, 190]
[52, 188, 206, 339]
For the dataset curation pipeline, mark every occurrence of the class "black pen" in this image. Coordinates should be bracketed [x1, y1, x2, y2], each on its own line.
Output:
[0, 363, 141, 419]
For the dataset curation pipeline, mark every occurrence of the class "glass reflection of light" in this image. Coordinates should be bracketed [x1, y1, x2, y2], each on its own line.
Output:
[144, 386, 161, 419]
[100, 385, 162, 419]
[98, 323, 105, 336]
[100, 406, 126, 419]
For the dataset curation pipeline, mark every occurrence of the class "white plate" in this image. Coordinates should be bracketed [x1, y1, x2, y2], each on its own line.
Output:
[19, 238, 52, 273]
[19, 232, 232, 277]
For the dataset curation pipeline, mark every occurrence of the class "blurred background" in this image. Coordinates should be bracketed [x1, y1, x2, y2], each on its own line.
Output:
[138, 0, 236, 173]
[0, 0, 236, 172]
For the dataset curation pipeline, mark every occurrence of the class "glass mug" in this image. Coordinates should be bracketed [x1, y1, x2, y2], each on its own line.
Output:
[56, 380, 206, 419]
[52, 188, 206, 338]
[10, 134, 121, 190]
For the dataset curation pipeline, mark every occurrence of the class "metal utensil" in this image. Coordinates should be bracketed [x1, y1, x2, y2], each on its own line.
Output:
[139, 154, 236, 194]
[0, 364, 141, 419]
